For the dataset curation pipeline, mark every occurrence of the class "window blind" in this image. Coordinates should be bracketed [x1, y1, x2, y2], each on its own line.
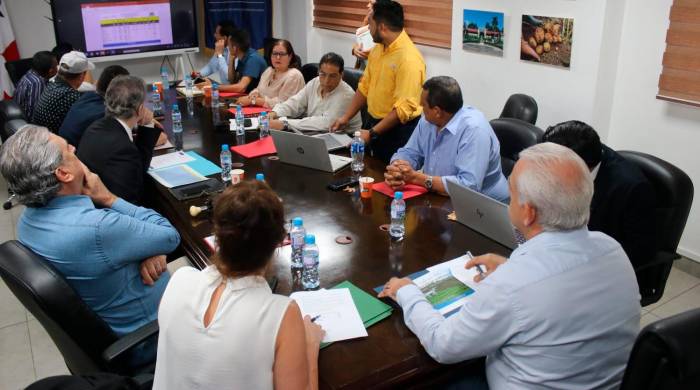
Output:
[658, 0, 700, 107]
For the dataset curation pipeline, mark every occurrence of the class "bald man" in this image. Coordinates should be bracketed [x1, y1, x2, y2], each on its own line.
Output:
[380, 143, 641, 389]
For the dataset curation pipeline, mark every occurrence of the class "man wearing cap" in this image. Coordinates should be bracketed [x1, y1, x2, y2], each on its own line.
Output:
[32, 51, 94, 133]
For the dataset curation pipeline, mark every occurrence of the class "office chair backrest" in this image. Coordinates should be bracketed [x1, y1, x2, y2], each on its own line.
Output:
[489, 118, 543, 177]
[5, 58, 34, 87]
[301, 63, 319, 84]
[620, 308, 700, 389]
[618, 151, 693, 254]
[342, 67, 364, 91]
[0, 240, 120, 375]
[500, 93, 538, 125]
[0, 100, 26, 142]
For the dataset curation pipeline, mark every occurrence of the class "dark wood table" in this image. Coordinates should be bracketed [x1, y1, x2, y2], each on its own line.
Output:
[147, 91, 511, 389]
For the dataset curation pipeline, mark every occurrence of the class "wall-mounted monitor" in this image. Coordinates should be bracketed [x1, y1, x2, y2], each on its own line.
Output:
[51, 0, 199, 62]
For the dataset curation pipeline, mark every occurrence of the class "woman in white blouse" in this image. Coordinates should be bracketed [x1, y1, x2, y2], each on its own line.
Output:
[237, 39, 305, 109]
[153, 181, 324, 390]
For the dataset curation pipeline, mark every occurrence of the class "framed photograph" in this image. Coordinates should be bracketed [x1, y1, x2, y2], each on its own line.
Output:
[520, 15, 574, 68]
[462, 9, 505, 57]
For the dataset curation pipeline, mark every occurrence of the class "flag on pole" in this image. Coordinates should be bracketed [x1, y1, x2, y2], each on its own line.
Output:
[0, 0, 19, 99]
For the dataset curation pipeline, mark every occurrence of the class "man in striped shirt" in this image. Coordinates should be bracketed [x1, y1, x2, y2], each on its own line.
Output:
[13, 51, 57, 120]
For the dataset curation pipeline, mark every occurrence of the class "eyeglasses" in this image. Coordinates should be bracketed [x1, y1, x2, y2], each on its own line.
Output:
[318, 71, 341, 79]
[271, 52, 289, 58]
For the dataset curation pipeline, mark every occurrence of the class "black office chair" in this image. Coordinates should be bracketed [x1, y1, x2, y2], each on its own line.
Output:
[489, 118, 544, 177]
[301, 62, 319, 83]
[342, 67, 363, 91]
[618, 151, 694, 307]
[620, 308, 700, 389]
[4, 58, 33, 87]
[0, 240, 159, 377]
[499, 93, 538, 125]
[0, 100, 26, 142]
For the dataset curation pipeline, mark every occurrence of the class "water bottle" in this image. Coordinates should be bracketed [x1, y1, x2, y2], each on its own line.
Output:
[235, 105, 245, 143]
[350, 130, 365, 175]
[151, 85, 162, 117]
[389, 191, 406, 240]
[256, 173, 265, 181]
[290, 217, 306, 269]
[160, 66, 169, 90]
[184, 74, 194, 117]
[220, 144, 232, 183]
[211, 82, 220, 108]
[171, 104, 183, 150]
[301, 234, 319, 289]
[259, 111, 270, 138]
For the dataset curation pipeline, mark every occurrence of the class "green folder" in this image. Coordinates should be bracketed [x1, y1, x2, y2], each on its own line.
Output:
[319, 281, 393, 349]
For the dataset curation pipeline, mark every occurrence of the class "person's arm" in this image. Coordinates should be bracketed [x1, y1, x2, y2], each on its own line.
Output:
[273, 301, 323, 390]
[219, 77, 252, 93]
[440, 125, 493, 194]
[330, 90, 367, 132]
[390, 59, 425, 125]
[390, 119, 426, 169]
[272, 82, 310, 119]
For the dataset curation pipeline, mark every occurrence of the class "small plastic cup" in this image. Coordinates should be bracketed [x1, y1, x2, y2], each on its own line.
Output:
[231, 169, 245, 184]
[359, 177, 375, 199]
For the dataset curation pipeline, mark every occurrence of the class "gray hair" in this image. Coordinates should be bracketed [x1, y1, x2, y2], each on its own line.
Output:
[515, 142, 593, 231]
[0, 125, 63, 207]
[104, 75, 145, 119]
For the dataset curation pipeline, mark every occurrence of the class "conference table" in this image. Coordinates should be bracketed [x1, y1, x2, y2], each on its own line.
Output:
[146, 90, 511, 389]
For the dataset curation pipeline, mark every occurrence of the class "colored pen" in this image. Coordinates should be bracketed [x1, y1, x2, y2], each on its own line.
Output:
[310, 315, 321, 323]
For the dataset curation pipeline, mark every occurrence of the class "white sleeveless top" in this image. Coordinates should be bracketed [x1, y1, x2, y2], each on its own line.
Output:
[153, 266, 291, 390]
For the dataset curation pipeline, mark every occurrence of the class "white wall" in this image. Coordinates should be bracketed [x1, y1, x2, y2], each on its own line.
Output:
[5, 0, 209, 84]
[607, 0, 700, 260]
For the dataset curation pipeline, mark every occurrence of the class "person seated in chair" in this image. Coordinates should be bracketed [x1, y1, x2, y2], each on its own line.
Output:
[384, 76, 508, 201]
[269, 52, 361, 134]
[153, 181, 323, 390]
[379, 143, 641, 389]
[77, 76, 163, 205]
[193, 20, 236, 84]
[542, 120, 656, 270]
[13, 50, 57, 120]
[0, 125, 180, 365]
[218, 29, 267, 93]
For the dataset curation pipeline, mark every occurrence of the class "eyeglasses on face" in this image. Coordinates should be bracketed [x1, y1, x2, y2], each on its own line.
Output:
[271, 52, 289, 58]
[318, 71, 341, 79]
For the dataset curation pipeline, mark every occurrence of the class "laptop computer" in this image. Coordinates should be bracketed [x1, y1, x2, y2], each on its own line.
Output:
[447, 180, 519, 249]
[284, 126, 352, 152]
[270, 130, 353, 173]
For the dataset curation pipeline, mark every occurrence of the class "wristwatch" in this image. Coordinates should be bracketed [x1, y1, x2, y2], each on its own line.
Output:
[368, 127, 379, 142]
[424, 175, 433, 191]
[281, 117, 289, 131]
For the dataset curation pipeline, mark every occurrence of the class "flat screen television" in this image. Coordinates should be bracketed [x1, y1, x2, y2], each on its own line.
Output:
[51, 0, 199, 62]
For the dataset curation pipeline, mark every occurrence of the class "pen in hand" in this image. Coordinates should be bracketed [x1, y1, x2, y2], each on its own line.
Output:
[310, 315, 321, 323]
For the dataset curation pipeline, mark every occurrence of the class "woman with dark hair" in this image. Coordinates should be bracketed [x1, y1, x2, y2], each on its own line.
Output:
[153, 181, 324, 390]
[238, 39, 305, 109]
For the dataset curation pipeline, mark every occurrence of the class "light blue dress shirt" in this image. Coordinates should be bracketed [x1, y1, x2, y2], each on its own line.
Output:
[391, 106, 509, 202]
[199, 47, 230, 83]
[397, 228, 641, 390]
[17, 195, 181, 336]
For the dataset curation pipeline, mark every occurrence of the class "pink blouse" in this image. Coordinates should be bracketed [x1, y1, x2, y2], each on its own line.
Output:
[252, 67, 305, 108]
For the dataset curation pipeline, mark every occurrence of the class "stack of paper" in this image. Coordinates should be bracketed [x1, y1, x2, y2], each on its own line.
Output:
[356, 25, 375, 52]
[290, 288, 368, 344]
[148, 151, 222, 188]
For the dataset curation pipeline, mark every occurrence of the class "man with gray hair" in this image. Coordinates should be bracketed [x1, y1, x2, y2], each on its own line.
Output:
[383, 76, 508, 200]
[379, 143, 641, 389]
[77, 75, 163, 205]
[0, 125, 180, 364]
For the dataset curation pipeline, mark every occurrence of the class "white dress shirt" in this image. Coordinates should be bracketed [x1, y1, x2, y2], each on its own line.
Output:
[397, 228, 641, 389]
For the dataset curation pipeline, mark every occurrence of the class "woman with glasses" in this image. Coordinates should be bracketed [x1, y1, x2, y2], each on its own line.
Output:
[238, 40, 305, 108]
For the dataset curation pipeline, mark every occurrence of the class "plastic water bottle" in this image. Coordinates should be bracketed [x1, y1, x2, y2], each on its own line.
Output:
[211, 82, 220, 108]
[151, 85, 162, 117]
[235, 105, 245, 144]
[302, 234, 319, 289]
[290, 217, 306, 269]
[350, 130, 365, 175]
[220, 144, 232, 183]
[389, 191, 406, 240]
[256, 173, 265, 181]
[259, 111, 270, 138]
[184, 74, 194, 117]
[160, 66, 169, 90]
[171, 104, 183, 150]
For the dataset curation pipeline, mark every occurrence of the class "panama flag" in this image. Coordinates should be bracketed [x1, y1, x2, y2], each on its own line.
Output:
[0, 0, 19, 99]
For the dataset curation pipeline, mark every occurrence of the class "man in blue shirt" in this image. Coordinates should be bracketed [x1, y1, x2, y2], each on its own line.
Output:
[384, 76, 509, 202]
[194, 20, 236, 83]
[0, 125, 180, 341]
[59, 65, 130, 146]
[13, 51, 57, 119]
[219, 29, 267, 93]
[379, 143, 641, 389]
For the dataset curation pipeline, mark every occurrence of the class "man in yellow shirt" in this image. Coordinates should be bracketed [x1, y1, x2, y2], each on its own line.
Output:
[331, 0, 425, 163]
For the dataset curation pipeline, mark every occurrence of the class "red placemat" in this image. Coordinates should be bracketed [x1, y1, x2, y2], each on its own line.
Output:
[227, 106, 267, 117]
[230, 136, 277, 158]
[372, 181, 427, 200]
[219, 92, 246, 98]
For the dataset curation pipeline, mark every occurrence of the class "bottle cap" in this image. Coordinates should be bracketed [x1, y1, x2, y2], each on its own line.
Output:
[293, 217, 303, 227]
[354, 131, 361, 137]
[394, 191, 403, 200]
[305, 234, 315, 245]
[255, 173, 265, 181]
[261, 111, 267, 116]
[172, 104, 178, 110]
[221, 144, 229, 151]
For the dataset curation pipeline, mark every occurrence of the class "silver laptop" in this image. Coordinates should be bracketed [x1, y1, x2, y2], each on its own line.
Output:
[285, 127, 352, 152]
[447, 180, 519, 249]
[270, 130, 353, 173]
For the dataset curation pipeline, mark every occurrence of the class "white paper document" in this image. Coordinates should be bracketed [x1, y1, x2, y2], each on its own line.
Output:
[447, 252, 481, 291]
[148, 164, 206, 188]
[149, 151, 194, 170]
[355, 25, 375, 51]
[290, 288, 368, 343]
